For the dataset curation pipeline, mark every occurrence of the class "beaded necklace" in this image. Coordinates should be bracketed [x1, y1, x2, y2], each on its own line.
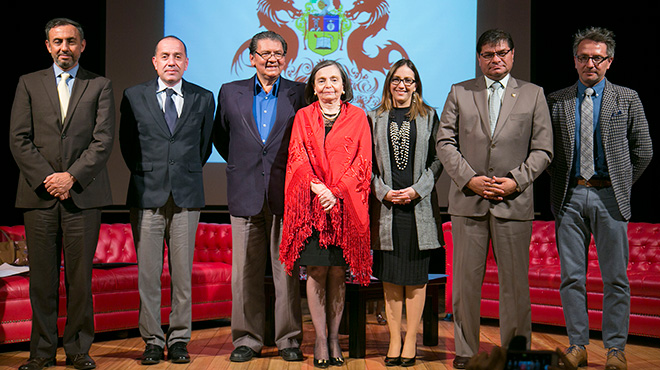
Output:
[389, 117, 411, 170]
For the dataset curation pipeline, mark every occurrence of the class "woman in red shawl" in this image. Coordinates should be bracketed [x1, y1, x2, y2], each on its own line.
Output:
[280, 60, 372, 367]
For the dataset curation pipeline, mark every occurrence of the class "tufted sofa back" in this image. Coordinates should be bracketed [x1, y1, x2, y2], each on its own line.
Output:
[481, 220, 660, 271]
[0, 222, 232, 265]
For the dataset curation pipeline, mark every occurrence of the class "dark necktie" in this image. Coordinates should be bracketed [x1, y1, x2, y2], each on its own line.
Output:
[580, 87, 595, 180]
[165, 88, 178, 133]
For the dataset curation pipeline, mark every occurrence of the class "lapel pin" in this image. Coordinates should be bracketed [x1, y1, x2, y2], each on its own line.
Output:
[512, 93, 517, 97]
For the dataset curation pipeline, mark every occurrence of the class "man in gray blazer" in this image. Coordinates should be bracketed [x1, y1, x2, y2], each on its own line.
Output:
[547, 27, 652, 370]
[437, 29, 553, 369]
[120, 36, 214, 365]
[213, 31, 305, 362]
[10, 18, 115, 370]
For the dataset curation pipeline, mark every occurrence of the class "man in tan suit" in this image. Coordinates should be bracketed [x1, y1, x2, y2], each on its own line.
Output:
[436, 29, 552, 369]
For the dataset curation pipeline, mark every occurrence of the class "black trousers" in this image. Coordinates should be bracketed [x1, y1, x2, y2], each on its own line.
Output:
[23, 201, 101, 358]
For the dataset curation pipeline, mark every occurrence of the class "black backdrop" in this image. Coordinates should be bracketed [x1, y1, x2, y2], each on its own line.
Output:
[3, 1, 658, 226]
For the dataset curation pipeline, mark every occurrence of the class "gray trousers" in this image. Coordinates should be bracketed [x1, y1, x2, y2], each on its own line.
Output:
[451, 214, 532, 357]
[230, 205, 302, 352]
[556, 185, 629, 349]
[131, 196, 199, 348]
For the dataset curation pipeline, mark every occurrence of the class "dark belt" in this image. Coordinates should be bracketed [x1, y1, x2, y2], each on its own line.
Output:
[573, 177, 612, 188]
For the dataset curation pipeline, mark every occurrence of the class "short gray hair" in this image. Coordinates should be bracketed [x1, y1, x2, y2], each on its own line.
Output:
[573, 27, 615, 58]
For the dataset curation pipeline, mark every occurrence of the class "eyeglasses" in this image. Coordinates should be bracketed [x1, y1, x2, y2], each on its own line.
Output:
[254, 51, 285, 60]
[575, 55, 609, 66]
[391, 77, 415, 86]
[479, 49, 511, 60]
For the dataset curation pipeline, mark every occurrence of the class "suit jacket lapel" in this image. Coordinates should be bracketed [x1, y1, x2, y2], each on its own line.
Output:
[238, 76, 262, 145]
[599, 79, 616, 148]
[374, 112, 392, 184]
[268, 79, 296, 146]
[63, 68, 91, 129]
[144, 79, 171, 136]
[40, 69, 63, 128]
[493, 77, 519, 138]
[174, 79, 198, 135]
[564, 83, 578, 149]
[472, 78, 490, 139]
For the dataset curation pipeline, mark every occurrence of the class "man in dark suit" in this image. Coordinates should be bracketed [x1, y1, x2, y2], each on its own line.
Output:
[119, 36, 214, 365]
[9, 18, 115, 370]
[547, 27, 652, 370]
[213, 30, 306, 362]
[436, 29, 553, 369]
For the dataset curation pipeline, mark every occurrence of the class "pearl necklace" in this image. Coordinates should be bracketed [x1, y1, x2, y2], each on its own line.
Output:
[389, 119, 411, 170]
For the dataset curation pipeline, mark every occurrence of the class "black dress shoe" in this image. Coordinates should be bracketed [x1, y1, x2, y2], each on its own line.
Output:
[314, 358, 330, 368]
[168, 342, 191, 363]
[279, 347, 304, 361]
[229, 346, 259, 362]
[401, 356, 416, 367]
[141, 344, 164, 365]
[384, 356, 402, 366]
[452, 355, 471, 369]
[18, 357, 55, 370]
[66, 353, 96, 370]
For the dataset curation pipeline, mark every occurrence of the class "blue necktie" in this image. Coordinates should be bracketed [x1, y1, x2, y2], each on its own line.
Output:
[164, 88, 178, 133]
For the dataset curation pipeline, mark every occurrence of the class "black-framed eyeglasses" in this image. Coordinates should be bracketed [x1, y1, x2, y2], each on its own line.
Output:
[480, 49, 511, 60]
[575, 55, 609, 66]
[254, 51, 285, 60]
[391, 77, 415, 87]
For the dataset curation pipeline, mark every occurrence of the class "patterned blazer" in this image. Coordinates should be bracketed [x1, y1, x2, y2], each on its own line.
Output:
[547, 79, 653, 220]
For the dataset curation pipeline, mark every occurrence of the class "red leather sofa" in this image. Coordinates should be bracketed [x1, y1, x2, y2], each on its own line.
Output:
[0, 222, 232, 345]
[443, 220, 660, 338]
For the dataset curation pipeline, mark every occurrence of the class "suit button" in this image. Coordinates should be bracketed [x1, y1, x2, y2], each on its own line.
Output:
[491, 144, 496, 149]
[169, 160, 175, 165]
[170, 138, 175, 143]
[61, 134, 66, 139]
[262, 171, 265, 176]
[263, 150, 267, 156]
[489, 168, 494, 173]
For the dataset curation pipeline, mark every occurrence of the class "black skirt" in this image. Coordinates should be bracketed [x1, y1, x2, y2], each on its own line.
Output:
[298, 229, 348, 267]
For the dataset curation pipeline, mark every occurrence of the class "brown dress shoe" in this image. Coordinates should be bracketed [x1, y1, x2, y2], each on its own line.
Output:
[563, 345, 587, 368]
[605, 348, 627, 370]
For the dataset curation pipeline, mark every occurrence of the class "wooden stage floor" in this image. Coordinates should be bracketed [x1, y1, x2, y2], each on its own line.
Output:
[1, 313, 659, 369]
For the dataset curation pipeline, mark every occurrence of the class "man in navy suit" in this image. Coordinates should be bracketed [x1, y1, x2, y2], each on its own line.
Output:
[10, 18, 115, 370]
[213, 31, 306, 362]
[120, 36, 214, 365]
[548, 27, 652, 370]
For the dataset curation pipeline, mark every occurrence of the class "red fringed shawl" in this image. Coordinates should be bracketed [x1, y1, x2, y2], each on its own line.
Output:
[280, 102, 373, 285]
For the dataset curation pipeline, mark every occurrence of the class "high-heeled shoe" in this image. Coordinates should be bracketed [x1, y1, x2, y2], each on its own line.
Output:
[384, 356, 402, 366]
[329, 356, 345, 366]
[314, 358, 330, 368]
[328, 339, 344, 366]
[400, 356, 416, 367]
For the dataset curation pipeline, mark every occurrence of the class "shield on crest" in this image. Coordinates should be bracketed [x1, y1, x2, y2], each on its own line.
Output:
[307, 14, 340, 55]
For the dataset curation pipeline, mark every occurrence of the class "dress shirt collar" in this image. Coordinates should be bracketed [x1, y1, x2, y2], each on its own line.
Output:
[53, 63, 79, 79]
[577, 78, 605, 98]
[254, 75, 280, 97]
[484, 73, 510, 90]
[157, 78, 183, 97]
